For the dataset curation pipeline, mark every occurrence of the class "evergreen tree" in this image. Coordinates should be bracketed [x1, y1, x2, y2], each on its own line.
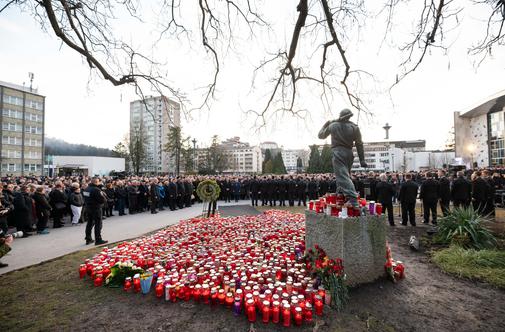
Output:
[262, 149, 273, 173]
[320, 144, 333, 173]
[263, 160, 274, 174]
[307, 145, 322, 174]
[272, 152, 287, 174]
[208, 135, 228, 173]
[129, 123, 147, 175]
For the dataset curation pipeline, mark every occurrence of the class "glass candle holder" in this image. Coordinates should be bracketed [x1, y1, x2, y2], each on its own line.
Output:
[314, 295, 323, 316]
[217, 289, 226, 305]
[225, 292, 234, 308]
[246, 299, 256, 322]
[123, 277, 132, 292]
[272, 301, 280, 324]
[79, 264, 87, 279]
[304, 302, 313, 322]
[133, 277, 141, 293]
[262, 300, 270, 323]
[94, 274, 103, 287]
[294, 307, 303, 326]
[155, 281, 164, 298]
[282, 303, 291, 327]
[233, 297, 242, 317]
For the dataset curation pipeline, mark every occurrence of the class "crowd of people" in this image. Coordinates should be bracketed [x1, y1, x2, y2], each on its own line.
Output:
[0, 168, 503, 267]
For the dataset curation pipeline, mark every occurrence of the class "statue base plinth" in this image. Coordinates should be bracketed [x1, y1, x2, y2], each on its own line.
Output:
[305, 211, 387, 286]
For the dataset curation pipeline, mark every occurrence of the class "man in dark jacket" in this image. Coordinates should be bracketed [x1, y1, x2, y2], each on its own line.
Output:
[375, 174, 396, 226]
[176, 178, 185, 209]
[115, 181, 127, 216]
[287, 176, 297, 206]
[472, 171, 490, 215]
[83, 178, 107, 245]
[167, 179, 178, 211]
[184, 180, 193, 207]
[398, 173, 418, 226]
[13, 185, 34, 236]
[33, 186, 51, 234]
[250, 176, 260, 206]
[420, 172, 439, 225]
[127, 181, 139, 214]
[451, 171, 471, 208]
[149, 178, 159, 214]
[307, 177, 318, 200]
[278, 176, 287, 206]
[296, 177, 307, 206]
[49, 182, 67, 228]
[438, 170, 451, 216]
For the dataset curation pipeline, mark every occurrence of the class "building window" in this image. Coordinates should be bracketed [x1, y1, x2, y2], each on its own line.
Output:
[2, 95, 23, 106]
[2, 136, 21, 145]
[1, 150, 21, 158]
[25, 112, 43, 122]
[26, 151, 41, 159]
[26, 139, 41, 147]
[488, 110, 505, 166]
[2, 108, 23, 119]
[1, 163, 18, 172]
[2, 122, 22, 132]
[25, 99, 43, 110]
[24, 164, 40, 172]
[25, 126, 43, 134]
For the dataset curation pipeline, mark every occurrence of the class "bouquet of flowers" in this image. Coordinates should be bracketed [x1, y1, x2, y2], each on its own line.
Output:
[105, 262, 144, 287]
[305, 245, 349, 311]
[385, 242, 405, 282]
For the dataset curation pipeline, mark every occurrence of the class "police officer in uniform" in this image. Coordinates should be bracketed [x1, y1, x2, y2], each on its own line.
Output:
[83, 177, 107, 245]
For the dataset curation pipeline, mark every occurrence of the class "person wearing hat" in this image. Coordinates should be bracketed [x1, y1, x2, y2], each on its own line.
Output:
[318, 108, 367, 207]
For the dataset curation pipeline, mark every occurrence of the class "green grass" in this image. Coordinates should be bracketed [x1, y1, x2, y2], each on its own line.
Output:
[432, 246, 505, 289]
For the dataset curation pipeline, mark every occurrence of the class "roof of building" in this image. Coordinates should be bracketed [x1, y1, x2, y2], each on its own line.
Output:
[459, 89, 505, 118]
[0, 80, 42, 95]
[364, 140, 426, 148]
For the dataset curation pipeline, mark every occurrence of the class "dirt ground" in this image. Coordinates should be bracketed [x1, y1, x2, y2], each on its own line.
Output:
[0, 207, 504, 332]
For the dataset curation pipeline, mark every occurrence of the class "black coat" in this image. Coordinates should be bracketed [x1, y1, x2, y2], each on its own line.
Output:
[13, 191, 34, 229]
[420, 179, 439, 202]
[399, 180, 418, 204]
[49, 189, 67, 209]
[451, 176, 471, 202]
[472, 178, 489, 202]
[167, 182, 177, 198]
[83, 184, 106, 208]
[33, 192, 52, 213]
[375, 181, 395, 205]
[438, 177, 451, 202]
[250, 179, 260, 193]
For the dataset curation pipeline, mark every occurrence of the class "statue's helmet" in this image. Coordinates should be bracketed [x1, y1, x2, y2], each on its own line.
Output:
[339, 108, 354, 120]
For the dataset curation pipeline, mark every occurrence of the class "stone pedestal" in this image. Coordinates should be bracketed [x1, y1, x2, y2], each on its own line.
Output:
[305, 211, 387, 286]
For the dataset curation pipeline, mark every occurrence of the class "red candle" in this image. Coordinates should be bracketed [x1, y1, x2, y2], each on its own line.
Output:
[304, 303, 313, 322]
[217, 289, 226, 305]
[262, 300, 270, 323]
[94, 274, 103, 287]
[246, 299, 256, 322]
[169, 285, 177, 303]
[294, 307, 303, 326]
[79, 264, 87, 279]
[133, 278, 141, 293]
[193, 285, 201, 303]
[282, 304, 291, 327]
[155, 282, 164, 298]
[272, 301, 280, 324]
[202, 285, 210, 304]
[314, 295, 323, 316]
[123, 277, 132, 291]
[225, 292, 234, 308]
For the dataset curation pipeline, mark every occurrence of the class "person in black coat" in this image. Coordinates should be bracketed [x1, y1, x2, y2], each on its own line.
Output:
[296, 177, 307, 206]
[249, 176, 260, 206]
[375, 174, 396, 226]
[319, 177, 329, 197]
[167, 179, 178, 211]
[3, 184, 15, 228]
[149, 178, 159, 214]
[83, 178, 107, 245]
[278, 176, 287, 206]
[437, 170, 451, 216]
[483, 170, 495, 216]
[49, 182, 67, 228]
[127, 182, 139, 214]
[398, 173, 419, 226]
[419, 172, 439, 225]
[184, 180, 194, 207]
[472, 171, 490, 215]
[176, 179, 185, 209]
[451, 171, 471, 208]
[365, 172, 377, 201]
[307, 177, 318, 200]
[287, 176, 297, 207]
[115, 181, 127, 216]
[13, 185, 34, 236]
[267, 177, 276, 206]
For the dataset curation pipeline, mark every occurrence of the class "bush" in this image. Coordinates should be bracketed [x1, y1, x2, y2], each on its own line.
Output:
[432, 246, 505, 288]
[434, 207, 496, 250]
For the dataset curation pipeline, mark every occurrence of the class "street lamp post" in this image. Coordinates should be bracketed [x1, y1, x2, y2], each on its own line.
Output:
[192, 138, 197, 173]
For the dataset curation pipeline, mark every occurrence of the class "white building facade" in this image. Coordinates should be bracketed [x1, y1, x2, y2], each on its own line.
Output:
[282, 149, 309, 172]
[50, 156, 125, 176]
[129, 96, 181, 174]
[454, 90, 505, 167]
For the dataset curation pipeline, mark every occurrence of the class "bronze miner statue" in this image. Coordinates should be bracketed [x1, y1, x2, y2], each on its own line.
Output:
[318, 108, 367, 207]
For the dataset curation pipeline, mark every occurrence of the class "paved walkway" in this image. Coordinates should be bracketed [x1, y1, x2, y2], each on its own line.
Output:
[0, 200, 251, 275]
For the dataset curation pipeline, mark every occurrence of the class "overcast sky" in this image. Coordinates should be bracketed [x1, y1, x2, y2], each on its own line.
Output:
[1, 1, 504, 151]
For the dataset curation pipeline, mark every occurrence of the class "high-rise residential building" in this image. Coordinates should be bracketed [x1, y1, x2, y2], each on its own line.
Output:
[0, 81, 45, 176]
[129, 96, 180, 174]
[282, 149, 309, 172]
